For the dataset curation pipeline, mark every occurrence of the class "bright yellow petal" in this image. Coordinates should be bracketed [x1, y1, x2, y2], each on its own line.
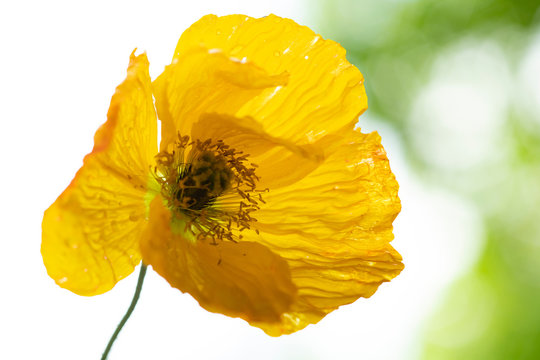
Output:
[140, 196, 297, 324]
[240, 129, 403, 335]
[41, 52, 158, 295]
[191, 113, 329, 189]
[153, 46, 288, 150]
[94, 52, 158, 187]
[257, 130, 400, 244]
[172, 14, 367, 144]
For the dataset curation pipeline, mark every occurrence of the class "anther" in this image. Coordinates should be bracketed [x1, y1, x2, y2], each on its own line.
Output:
[152, 134, 265, 243]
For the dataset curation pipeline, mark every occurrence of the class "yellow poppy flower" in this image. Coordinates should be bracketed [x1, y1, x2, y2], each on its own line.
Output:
[42, 14, 403, 336]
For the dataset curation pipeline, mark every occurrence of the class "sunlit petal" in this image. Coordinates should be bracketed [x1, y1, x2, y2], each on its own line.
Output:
[140, 197, 297, 323]
[241, 130, 403, 334]
[41, 52, 157, 295]
[153, 47, 288, 150]
[173, 14, 367, 144]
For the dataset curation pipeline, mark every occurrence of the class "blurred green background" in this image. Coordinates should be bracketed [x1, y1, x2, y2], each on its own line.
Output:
[315, 0, 540, 359]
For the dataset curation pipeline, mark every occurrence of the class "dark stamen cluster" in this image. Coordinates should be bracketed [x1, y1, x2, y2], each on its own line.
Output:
[153, 134, 265, 243]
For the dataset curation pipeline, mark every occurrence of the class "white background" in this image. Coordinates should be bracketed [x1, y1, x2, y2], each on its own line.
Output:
[0, 1, 488, 359]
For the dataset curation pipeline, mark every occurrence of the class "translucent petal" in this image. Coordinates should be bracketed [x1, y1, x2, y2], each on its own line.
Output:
[172, 14, 367, 144]
[41, 52, 157, 295]
[140, 197, 296, 323]
[153, 47, 288, 150]
[240, 129, 403, 334]
[191, 113, 327, 189]
[95, 52, 158, 186]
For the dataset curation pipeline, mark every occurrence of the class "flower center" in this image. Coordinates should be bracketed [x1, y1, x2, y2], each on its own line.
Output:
[176, 150, 234, 210]
[153, 134, 265, 243]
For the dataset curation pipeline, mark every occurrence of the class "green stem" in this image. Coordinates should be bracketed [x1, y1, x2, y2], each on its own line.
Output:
[101, 263, 147, 360]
